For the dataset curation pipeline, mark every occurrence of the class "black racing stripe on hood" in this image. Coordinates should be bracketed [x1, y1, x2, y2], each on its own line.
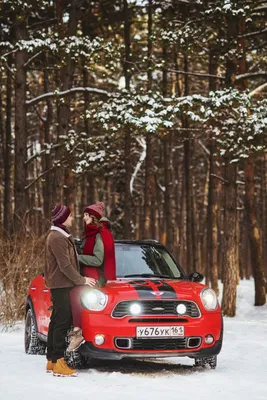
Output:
[151, 280, 177, 299]
[128, 280, 177, 299]
[128, 280, 157, 298]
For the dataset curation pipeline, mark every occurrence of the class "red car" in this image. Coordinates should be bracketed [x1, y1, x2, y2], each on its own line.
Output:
[24, 240, 223, 369]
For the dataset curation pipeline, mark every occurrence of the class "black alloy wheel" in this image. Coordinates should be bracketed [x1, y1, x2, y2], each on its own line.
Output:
[24, 308, 46, 355]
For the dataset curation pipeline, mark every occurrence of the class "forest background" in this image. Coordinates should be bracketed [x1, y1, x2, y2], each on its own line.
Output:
[0, 0, 267, 321]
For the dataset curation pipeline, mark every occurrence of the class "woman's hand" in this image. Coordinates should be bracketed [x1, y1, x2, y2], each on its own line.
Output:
[84, 277, 97, 287]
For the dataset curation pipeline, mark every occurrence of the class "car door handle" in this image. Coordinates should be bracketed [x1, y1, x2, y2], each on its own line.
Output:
[30, 287, 36, 290]
[43, 289, 49, 293]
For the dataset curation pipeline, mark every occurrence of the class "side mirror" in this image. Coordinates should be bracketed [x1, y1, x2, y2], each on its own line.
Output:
[188, 272, 204, 283]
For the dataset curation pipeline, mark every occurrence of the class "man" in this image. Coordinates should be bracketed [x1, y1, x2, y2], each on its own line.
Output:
[44, 205, 95, 377]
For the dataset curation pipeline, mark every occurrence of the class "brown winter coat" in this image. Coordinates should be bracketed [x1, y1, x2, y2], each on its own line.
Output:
[44, 227, 86, 289]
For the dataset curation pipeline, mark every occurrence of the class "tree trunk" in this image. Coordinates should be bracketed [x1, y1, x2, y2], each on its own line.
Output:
[163, 137, 173, 251]
[244, 155, 266, 305]
[54, 0, 79, 202]
[238, 15, 266, 305]
[184, 138, 195, 272]
[262, 154, 267, 276]
[14, 17, 28, 232]
[42, 55, 53, 222]
[221, 13, 239, 316]
[221, 161, 237, 316]
[82, 67, 96, 216]
[0, 67, 4, 224]
[150, 173, 157, 240]
[206, 49, 219, 295]
[183, 54, 197, 272]
[123, 0, 132, 238]
[161, 26, 173, 252]
[143, 0, 153, 239]
[3, 55, 13, 236]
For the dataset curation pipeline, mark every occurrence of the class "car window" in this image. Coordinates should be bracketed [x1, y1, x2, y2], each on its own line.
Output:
[115, 245, 183, 279]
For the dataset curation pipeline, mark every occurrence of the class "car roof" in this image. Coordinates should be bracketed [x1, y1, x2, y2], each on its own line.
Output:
[115, 239, 163, 247]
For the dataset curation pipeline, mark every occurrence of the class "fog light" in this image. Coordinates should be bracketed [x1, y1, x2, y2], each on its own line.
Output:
[94, 334, 105, 346]
[204, 334, 214, 344]
[176, 304, 187, 315]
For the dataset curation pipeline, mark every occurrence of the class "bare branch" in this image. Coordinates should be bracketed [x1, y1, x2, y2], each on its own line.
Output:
[252, 6, 267, 12]
[249, 82, 267, 98]
[210, 173, 228, 184]
[26, 86, 110, 107]
[1, 49, 17, 58]
[235, 71, 267, 82]
[24, 51, 42, 68]
[239, 27, 267, 38]
[25, 144, 61, 165]
[33, 105, 46, 123]
[27, 18, 58, 31]
[198, 139, 210, 156]
[165, 67, 225, 80]
[25, 166, 56, 191]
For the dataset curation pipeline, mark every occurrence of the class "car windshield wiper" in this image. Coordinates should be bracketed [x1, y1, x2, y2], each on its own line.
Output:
[123, 273, 174, 279]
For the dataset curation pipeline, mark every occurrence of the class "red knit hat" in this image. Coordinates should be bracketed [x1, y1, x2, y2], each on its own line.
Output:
[51, 205, 71, 225]
[84, 202, 105, 220]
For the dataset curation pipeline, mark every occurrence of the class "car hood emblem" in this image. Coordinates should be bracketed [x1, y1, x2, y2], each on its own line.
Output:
[151, 291, 164, 296]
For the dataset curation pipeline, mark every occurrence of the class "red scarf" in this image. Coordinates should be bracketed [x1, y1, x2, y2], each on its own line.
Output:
[82, 223, 116, 281]
[100, 221, 116, 280]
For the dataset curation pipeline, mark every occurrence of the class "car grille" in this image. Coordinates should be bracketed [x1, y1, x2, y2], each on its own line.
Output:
[133, 338, 188, 350]
[114, 337, 202, 351]
[128, 318, 188, 323]
[112, 300, 200, 318]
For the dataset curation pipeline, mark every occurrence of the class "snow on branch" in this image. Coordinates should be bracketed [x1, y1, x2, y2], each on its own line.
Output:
[86, 88, 267, 163]
[26, 87, 110, 107]
[130, 137, 146, 194]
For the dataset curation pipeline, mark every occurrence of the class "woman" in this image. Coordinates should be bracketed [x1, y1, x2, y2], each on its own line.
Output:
[68, 202, 116, 351]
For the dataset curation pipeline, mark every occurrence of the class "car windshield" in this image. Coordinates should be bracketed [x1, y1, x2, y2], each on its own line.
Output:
[115, 244, 185, 279]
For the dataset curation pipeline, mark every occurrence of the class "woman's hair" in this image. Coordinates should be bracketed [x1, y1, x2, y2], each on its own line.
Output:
[90, 215, 102, 228]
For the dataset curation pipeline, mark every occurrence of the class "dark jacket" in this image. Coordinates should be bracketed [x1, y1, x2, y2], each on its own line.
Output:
[44, 226, 86, 289]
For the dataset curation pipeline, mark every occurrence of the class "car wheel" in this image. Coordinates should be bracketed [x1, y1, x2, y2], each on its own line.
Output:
[24, 308, 46, 355]
[194, 355, 217, 369]
[65, 349, 91, 370]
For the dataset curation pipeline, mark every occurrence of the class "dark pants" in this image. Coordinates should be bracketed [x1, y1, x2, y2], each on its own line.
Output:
[46, 287, 73, 363]
[70, 285, 90, 328]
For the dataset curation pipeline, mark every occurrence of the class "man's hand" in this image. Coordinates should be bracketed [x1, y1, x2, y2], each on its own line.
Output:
[84, 277, 96, 287]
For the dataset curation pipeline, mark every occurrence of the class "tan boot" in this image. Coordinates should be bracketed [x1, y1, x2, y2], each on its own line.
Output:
[67, 327, 85, 352]
[46, 360, 55, 373]
[53, 358, 77, 377]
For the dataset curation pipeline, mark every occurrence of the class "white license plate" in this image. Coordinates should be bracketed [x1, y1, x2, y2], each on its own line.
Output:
[136, 326, 184, 338]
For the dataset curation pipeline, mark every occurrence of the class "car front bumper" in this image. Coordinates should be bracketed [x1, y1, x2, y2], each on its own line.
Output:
[79, 337, 223, 360]
[80, 312, 223, 360]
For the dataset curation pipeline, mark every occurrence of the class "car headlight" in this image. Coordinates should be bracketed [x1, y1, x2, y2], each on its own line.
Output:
[130, 303, 142, 315]
[200, 288, 218, 311]
[81, 289, 108, 311]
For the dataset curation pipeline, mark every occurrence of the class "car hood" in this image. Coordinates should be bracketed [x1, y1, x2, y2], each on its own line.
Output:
[103, 278, 205, 302]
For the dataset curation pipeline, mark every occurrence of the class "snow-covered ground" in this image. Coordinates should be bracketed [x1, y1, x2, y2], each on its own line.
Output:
[1, 279, 267, 400]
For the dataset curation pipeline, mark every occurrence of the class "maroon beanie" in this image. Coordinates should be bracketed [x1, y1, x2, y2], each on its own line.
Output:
[84, 202, 105, 220]
[51, 205, 71, 225]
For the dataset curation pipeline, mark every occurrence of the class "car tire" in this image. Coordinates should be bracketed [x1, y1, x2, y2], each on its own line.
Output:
[194, 355, 217, 369]
[25, 308, 46, 355]
[65, 349, 91, 370]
